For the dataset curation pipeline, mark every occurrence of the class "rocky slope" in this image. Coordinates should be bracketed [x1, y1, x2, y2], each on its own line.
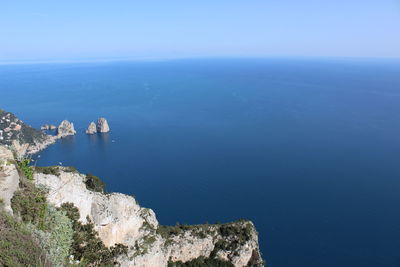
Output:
[0, 109, 55, 155]
[0, 146, 20, 215]
[33, 167, 263, 266]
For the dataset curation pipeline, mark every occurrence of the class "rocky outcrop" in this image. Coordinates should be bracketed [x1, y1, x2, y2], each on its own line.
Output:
[40, 124, 56, 130]
[33, 168, 264, 266]
[0, 109, 55, 156]
[0, 146, 20, 215]
[97, 118, 110, 133]
[86, 122, 97, 134]
[56, 120, 76, 138]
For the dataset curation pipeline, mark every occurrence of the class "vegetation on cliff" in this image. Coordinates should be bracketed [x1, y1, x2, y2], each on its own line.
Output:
[0, 209, 50, 266]
[168, 256, 234, 267]
[84, 173, 106, 193]
[35, 165, 78, 176]
[4, 158, 127, 266]
[1, 147, 263, 266]
[16, 157, 34, 180]
[11, 176, 48, 229]
[59, 202, 128, 266]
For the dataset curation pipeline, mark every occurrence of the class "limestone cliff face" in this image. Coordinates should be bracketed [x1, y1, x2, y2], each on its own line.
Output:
[97, 117, 110, 133]
[56, 120, 76, 138]
[0, 142, 264, 266]
[33, 169, 264, 266]
[0, 146, 20, 215]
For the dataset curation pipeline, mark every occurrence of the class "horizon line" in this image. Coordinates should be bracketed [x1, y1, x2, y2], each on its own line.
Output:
[1, 55, 400, 66]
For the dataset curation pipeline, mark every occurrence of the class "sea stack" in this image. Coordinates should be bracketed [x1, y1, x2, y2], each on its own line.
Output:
[97, 117, 110, 133]
[40, 124, 57, 130]
[56, 120, 76, 138]
[86, 122, 97, 134]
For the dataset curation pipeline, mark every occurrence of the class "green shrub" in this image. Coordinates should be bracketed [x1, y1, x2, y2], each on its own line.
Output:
[59, 202, 127, 266]
[168, 256, 234, 267]
[218, 222, 252, 247]
[29, 205, 74, 267]
[85, 173, 105, 193]
[0, 210, 50, 266]
[16, 158, 34, 180]
[11, 177, 48, 230]
[157, 223, 217, 240]
[35, 166, 61, 176]
[35, 166, 78, 176]
[64, 166, 78, 173]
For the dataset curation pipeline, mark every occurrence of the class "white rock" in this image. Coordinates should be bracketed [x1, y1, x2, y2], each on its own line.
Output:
[41, 124, 57, 130]
[56, 120, 76, 138]
[0, 146, 20, 215]
[97, 117, 110, 133]
[85, 122, 97, 134]
[33, 168, 263, 267]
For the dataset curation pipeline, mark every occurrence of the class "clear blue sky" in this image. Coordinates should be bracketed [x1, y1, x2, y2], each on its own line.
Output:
[1, 1, 400, 62]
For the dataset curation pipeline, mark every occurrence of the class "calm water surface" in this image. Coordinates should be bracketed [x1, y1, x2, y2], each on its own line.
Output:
[1, 58, 400, 266]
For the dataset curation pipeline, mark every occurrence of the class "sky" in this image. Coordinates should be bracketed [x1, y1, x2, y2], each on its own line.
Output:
[1, 1, 400, 62]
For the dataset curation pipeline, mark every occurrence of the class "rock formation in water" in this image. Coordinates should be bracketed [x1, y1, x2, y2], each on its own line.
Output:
[97, 117, 110, 133]
[56, 120, 76, 138]
[86, 122, 97, 134]
[40, 124, 57, 130]
[0, 109, 55, 156]
[0, 144, 264, 266]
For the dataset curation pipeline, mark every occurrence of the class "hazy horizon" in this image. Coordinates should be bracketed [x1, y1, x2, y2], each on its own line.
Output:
[1, 1, 400, 62]
[2, 55, 400, 66]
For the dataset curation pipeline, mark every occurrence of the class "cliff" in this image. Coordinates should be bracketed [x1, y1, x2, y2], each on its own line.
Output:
[33, 167, 263, 266]
[0, 146, 264, 266]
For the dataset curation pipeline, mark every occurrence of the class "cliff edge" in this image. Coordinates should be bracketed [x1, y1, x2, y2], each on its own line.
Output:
[0, 142, 264, 266]
[33, 166, 263, 266]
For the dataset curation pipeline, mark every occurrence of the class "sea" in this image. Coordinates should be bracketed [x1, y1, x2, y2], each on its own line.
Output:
[1, 58, 400, 267]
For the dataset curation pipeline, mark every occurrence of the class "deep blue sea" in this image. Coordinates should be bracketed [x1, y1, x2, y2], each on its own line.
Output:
[1, 58, 400, 266]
